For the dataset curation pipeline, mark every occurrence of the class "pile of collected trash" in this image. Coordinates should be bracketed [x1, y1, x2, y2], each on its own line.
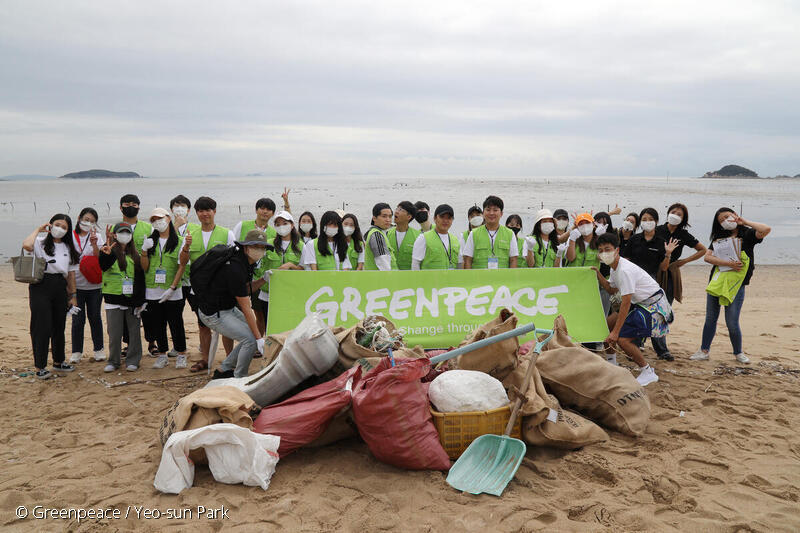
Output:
[154, 309, 652, 495]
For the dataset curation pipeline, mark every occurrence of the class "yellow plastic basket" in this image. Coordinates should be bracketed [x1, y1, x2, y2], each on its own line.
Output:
[430, 404, 522, 459]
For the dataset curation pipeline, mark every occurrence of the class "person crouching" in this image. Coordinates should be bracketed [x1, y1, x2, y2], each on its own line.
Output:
[198, 229, 268, 379]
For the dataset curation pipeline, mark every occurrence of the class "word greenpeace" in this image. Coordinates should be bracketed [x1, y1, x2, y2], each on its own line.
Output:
[269, 268, 609, 348]
[17, 505, 230, 522]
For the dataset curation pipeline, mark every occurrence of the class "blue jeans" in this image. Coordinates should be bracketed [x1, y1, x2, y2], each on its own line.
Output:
[701, 287, 745, 354]
[71, 288, 104, 353]
[199, 307, 256, 377]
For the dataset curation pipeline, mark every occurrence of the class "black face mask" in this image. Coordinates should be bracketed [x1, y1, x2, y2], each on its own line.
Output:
[415, 211, 429, 223]
[509, 226, 521, 235]
[121, 206, 139, 218]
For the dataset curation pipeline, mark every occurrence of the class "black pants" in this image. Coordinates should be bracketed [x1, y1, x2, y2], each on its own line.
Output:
[145, 298, 187, 353]
[71, 288, 104, 353]
[29, 273, 68, 369]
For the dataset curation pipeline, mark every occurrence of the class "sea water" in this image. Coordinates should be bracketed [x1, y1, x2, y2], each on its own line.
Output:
[1, 175, 798, 264]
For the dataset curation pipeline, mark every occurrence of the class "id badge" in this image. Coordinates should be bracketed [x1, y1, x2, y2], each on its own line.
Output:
[488, 256, 499, 270]
[155, 268, 167, 284]
[122, 278, 134, 295]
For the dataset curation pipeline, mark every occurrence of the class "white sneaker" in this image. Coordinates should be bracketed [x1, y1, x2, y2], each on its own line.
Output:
[167, 349, 180, 358]
[636, 365, 659, 386]
[126, 364, 138, 372]
[93, 350, 106, 362]
[735, 353, 750, 364]
[690, 350, 710, 361]
[175, 354, 188, 369]
[152, 354, 169, 369]
[104, 364, 116, 373]
[69, 352, 82, 364]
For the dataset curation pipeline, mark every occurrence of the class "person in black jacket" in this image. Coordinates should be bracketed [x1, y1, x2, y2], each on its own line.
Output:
[98, 222, 147, 372]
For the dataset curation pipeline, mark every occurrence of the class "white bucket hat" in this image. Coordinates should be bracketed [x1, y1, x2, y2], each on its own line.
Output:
[533, 208, 554, 226]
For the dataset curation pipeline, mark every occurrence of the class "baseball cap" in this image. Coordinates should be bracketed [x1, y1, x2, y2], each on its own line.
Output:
[112, 222, 132, 233]
[149, 207, 170, 220]
[434, 204, 454, 217]
[553, 209, 569, 219]
[274, 210, 294, 223]
[238, 229, 268, 246]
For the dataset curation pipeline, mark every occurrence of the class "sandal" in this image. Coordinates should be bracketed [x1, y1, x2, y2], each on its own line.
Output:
[190, 360, 208, 373]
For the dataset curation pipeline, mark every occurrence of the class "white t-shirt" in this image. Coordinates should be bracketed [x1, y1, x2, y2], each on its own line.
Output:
[300, 240, 352, 271]
[522, 236, 551, 265]
[72, 230, 106, 290]
[411, 232, 463, 265]
[394, 230, 406, 250]
[609, 257, 662, 304]
[201, 229, 236, 249]
[462, 229, 519, 259]
[33, 235, 79, 278]
[145, 237, 184, 301]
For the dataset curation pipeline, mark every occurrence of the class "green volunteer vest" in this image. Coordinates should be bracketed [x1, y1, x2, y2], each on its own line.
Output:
[144, 237, 183, 289]
[516, 236, 528, 268]
[132, 221, 152, 252]
[257, 240, 305, 296]
[529, 237, 558, 268]
[363, 227, 397, 270]
[420, 230, 460, 270]
[470, 225, 513, 269]
[239, 220, 276, 242]
[347, 239, 364, 269]
[179, 222, 201, 283]
[102, 255, 137, 296]
[462, 229, 471, 244]
[310, 239, 340, 271]
[567, 241, 600, 267]
[387, 227, 420, 270]
[187, 225, 231, 276]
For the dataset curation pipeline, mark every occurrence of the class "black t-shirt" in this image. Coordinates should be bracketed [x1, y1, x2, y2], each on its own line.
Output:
[655, 223, 700, 263]
[622, 233, 666, 280]
[199, 249, 253, 315]
[708, 226, 763, 286]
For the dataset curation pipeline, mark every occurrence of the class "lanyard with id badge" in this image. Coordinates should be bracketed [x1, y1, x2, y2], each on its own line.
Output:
[122, 276, 134, 295]
[487, 229, 499, 269]
[440, 233, 455, 269]
[154, 241, 168, 284]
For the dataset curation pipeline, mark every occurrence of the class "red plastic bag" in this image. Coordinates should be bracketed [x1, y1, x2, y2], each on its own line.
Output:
[253, 366, 361, 457]
[351, 357, 451, 471]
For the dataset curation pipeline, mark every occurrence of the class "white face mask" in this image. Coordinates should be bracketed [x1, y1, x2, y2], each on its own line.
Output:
[641, 220, 656, 232]
[598, 251, 617, 265]
[275, 224, 292, 237]
[622, 220, 635, 232]
[342, 226, 355, 237]
[667, 213, 682, 226]
[578, 224, 594, 236]
[79, 220, 94, 232]
[172, 206, 188, 218]
[247, 247, 266, 262]
[50, 225, 68, 239]
[152, 219, 169, 233]
[469, 215, 484, 227]
[540, 222, 555, 235]
[556, 219, 569, 231]
[324, 226, 339, 238]
[721, 217, 738, 231]
[115, 232, 132, 244]
[299, 222, 313, 234]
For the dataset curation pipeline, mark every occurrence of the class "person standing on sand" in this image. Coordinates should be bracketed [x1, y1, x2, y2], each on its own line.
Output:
[301, 211, 353, 271]
[69, 207, 106, 364]
[463, 196, 518, 269]
[342, 213, 365, 270]
[414, 201, 433, 232]
[411, 204, 462, 270]
[618, 212, 639, 250]
[461, 205, 484, 246]
[363, 203, 397, 271]
[690, 208, 770, 364]
[22, 215, 81, 379]
[387, 201, 420, 271]
[505, 214, 526, 268]
[593, 232, 671, 387]
[525, 209, 561, 268]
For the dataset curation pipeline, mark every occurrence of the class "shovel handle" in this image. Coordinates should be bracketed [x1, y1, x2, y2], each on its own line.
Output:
[503, 329, 555, 436]
[429, 323, 549, 365]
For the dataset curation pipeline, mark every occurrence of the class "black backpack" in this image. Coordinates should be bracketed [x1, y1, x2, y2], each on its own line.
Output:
[189, 245, 240, 308]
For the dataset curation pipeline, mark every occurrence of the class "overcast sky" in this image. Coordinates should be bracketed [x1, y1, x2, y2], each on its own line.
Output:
[1, 1, 798, 177]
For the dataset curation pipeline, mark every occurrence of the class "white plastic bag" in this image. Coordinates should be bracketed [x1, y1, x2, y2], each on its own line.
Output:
[154, 423, 280, 494]
[428, 370, 510, 413]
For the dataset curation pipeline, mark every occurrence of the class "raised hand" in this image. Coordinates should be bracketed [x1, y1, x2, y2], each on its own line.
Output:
[665, 237, 680, 255]
[281, 187, 291, 205]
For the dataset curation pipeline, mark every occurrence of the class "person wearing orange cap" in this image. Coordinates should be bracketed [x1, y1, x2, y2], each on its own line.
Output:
[565, 213, 600, 268]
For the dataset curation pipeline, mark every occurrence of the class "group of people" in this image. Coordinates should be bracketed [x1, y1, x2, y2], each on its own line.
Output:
[23, 190, 770, 387]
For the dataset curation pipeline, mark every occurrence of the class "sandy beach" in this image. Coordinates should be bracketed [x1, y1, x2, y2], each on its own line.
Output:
[1, 264, 799, 532]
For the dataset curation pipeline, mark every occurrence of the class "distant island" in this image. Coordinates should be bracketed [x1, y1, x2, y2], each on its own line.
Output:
[60, 169, 142, 179]
[702, 164, 759, 178]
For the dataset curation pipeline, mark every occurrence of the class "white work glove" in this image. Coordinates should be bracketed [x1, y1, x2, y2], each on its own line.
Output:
[595, 223, 608, 236]
[133, 302, 147, 318]
[158, 287, 175, 303]
[556, 242, 568, 258]
[141, 238, 154, 251]
[568, 228, 581, 242]
[67, 305, 82, 316]
[262, 269, 273, 282]
[256, 338, 265, 355]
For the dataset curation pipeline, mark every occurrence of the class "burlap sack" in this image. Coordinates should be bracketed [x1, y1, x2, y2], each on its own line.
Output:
[455, 308, 519, 380]
[158, 386, 258, 463]
[306, 408, 358, 448]
[536, 316, 651, 437]
[524, 405, 609, 450]
[338, 316, 425, 369]
[501, 351, 556, 427]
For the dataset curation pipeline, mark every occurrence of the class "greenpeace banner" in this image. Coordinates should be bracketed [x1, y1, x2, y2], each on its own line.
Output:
[267, 267, 609, 348]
